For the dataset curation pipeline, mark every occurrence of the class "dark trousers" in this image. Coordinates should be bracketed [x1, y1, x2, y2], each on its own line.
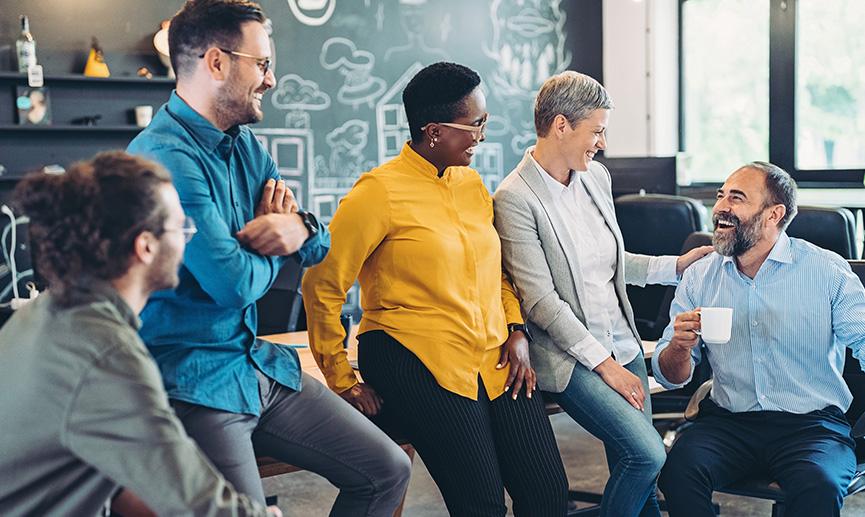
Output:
[358, 330, 569, 517]
[658, 398, 856, 517]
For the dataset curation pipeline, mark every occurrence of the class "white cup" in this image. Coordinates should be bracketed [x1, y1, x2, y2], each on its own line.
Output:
[695, 307, 733, 344]
[134, 105, 153, 128]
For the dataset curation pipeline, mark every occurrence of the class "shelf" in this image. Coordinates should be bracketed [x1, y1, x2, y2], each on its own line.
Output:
[0, 71, 174, 85]
[0, 124, 144, 132]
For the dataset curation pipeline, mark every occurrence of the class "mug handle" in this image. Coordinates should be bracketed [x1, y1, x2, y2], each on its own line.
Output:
[693, 308, 702, 336]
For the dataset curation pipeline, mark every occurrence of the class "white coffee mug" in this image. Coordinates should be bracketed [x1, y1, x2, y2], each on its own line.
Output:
[135, 105, 153, 128]
[695, 307, 733, 344]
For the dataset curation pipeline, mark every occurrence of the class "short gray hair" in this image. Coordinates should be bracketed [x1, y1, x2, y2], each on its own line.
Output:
[534, 71, 613, 137]
[744, 161, 798, 229]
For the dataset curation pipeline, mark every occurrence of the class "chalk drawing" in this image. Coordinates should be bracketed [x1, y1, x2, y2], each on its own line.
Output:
[286, 0, 336, 27]
[484, 0, 572, 101]
[271, 73, 331, 128]
[375, 62, 423, 164]
[252, 128, 316, 210]
[384, 1, 448, 62]
[320, 38, 387, 109]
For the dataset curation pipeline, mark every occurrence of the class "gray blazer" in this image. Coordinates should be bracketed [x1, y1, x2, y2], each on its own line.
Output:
[493, 150, 653, 393]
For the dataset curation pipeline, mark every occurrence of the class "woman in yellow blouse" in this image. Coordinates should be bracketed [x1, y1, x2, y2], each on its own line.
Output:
[303, 62, 568, 516]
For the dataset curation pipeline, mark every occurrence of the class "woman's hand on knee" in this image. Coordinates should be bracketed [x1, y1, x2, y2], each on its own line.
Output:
[497, 332, 537, 399]
[339, 382, 383, 416]
[592, 357, 645, 411]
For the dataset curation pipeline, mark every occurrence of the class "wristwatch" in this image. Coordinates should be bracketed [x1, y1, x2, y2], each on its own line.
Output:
[507, 323, 531, 342]
[297, 210, 319, 241]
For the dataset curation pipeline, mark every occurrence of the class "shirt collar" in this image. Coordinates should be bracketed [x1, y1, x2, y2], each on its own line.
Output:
[399, 142, 447, 179]
[526, 146, 576, 196]
[59, 280, 142, 330]
[721, 231, 793, 267]
[166, 91, 235, 153]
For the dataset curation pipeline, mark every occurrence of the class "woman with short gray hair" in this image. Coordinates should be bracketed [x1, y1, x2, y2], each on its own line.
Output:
[493, 71, 712, 516]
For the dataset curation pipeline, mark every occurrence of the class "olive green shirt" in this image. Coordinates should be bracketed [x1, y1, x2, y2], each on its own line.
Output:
[0, 282, 265, 516]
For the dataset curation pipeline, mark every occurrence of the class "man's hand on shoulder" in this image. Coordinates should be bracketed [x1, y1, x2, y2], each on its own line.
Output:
[237, 212, 309, 256]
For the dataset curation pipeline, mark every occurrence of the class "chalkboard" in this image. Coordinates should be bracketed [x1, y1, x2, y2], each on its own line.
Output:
[253, 0, 574, 219]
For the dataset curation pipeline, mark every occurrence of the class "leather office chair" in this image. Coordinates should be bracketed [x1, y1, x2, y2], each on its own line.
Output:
[676, 260, 865, 516]
[256, 257, 306, 335]
[786, 205, 858, 259]
[648, 232, 714, 440]
[615, 194, 708, 340]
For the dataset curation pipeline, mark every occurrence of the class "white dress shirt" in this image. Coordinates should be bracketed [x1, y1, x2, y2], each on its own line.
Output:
[530, 153, 678, 368]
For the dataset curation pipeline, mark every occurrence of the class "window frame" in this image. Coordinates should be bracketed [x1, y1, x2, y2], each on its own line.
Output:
[679, 0, 865, 187]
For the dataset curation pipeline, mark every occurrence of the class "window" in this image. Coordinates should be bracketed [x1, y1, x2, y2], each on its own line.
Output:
[796, 0, 865, 170]
[681, 0, 865, 185]
[681, 0, 769, 184]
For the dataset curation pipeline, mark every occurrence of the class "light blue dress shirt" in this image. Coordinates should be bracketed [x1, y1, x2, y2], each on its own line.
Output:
[652, 232, 865, 414]
[128, 92, 330, 416]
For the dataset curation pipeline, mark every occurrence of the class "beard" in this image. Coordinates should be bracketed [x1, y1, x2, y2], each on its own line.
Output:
[214, 73, 262, 129]
[712, 211, 763, 257]
[144, 244, 182, 293]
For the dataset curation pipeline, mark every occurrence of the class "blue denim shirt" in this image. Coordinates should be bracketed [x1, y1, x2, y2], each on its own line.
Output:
[653, 233, 865, 414]
[128, 91, 330, 415]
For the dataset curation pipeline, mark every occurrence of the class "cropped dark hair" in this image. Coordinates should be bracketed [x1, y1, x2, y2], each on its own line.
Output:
[746, 161, 798, 229]
[169, 0, 266, 78]
[402, 62, 481, 141]
[13, 151, 172, 299]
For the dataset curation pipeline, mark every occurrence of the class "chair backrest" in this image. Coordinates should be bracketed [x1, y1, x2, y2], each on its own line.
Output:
[256, 257, 306, 335]
[651, 232, 714, 335]
[787, 205, 858, 259]
[614, 194, 707, 340]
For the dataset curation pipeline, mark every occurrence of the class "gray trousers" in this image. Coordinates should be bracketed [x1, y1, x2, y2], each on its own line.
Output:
[171, 371, 411, 517]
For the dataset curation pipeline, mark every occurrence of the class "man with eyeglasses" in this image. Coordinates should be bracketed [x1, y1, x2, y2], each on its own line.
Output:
[127, 0, 411, 513]
[0, 151, 273, 516]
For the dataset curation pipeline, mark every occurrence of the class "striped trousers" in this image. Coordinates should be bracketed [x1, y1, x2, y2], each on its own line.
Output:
[358, 330, 569, 516]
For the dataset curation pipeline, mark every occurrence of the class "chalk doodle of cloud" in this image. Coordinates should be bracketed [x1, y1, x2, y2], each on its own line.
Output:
[286, 0, 336, 27]
[271, 73, 331, 128]
[483, 0, 572, 101]
[320, 38, 387, 110]
[385, 0, 448, 62]
[315, 119, 375, 183]
[511, 132, 536, 156]
[482, 115, 512, 138]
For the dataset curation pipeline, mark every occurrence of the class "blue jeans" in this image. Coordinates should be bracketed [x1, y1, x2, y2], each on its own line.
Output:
[553, 352, 665, 517]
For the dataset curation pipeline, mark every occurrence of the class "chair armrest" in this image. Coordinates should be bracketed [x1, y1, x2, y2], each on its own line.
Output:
[684, 379, 713, 421]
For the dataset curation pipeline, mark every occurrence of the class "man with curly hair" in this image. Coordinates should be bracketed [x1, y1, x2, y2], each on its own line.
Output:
[0, 151, 274, 516]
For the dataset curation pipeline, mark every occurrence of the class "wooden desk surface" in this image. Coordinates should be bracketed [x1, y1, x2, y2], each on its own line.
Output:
[260, 328, 663, 393]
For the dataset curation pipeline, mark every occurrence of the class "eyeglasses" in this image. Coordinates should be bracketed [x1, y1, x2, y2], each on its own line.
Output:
[199, 48, 272, 75]
[164, 216, 198, 243]
[421, 117, 488, 141]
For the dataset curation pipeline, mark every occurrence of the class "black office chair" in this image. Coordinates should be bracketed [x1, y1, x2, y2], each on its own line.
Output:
[786, 205, 858, 259]
[256, 257, 306, 335]
[615, 194, 707, 340]
[648, 232, 715, 437]
[679, 260, 865, 516]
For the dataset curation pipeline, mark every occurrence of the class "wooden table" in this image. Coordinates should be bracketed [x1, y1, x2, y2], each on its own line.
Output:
[260, 328, 663, 394]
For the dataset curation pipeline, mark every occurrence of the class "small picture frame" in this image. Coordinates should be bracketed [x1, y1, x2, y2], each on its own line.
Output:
[16, 86, 51, 126]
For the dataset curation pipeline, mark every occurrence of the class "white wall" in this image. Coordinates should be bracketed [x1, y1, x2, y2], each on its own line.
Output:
[602, 0, 679, 158]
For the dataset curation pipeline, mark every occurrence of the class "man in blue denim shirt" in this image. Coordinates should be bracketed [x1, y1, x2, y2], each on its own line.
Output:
[127, 1, 410, 513]
[653, 162, 865, 517]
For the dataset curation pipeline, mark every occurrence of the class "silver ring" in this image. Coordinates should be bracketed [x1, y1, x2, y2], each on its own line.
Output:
[630, 391, 638, 397]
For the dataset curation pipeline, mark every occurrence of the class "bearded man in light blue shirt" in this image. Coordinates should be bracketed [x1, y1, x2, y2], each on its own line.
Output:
[653, 162, 865, 517]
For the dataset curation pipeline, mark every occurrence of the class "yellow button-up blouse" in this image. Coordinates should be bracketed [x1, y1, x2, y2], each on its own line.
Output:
[302, 143, 523, 400]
